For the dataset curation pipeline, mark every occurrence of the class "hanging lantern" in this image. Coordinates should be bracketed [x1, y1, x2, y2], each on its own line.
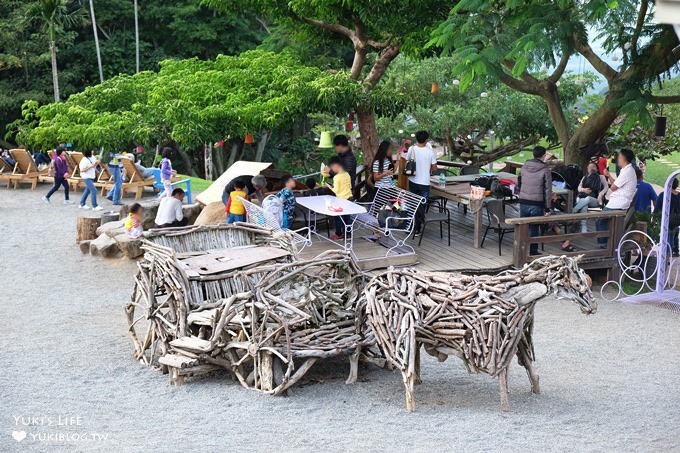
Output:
[431, 82, 440, 94]
[345, 112, 354, 131]
[136, 146, 142, 154]
[217, 140, 225, 147]
[655, 116, 667, 137]
[318, 131, 333, 149]
[244, 134, 255, 144]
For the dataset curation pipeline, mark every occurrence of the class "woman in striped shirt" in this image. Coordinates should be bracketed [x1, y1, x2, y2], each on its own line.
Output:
[371, 140, 395, 190]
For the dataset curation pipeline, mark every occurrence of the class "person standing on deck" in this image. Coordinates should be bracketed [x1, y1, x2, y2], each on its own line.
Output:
[655, 178, 680, 257]
[595, 149, 637, 248]
[633, 167, 657, 214]
[517, 146, 552, 256]
[405, 131, 438, 237]
[322, 135, 357, 193]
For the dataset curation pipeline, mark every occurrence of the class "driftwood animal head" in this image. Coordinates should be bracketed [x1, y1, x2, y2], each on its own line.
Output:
[518, 255, 596, 315]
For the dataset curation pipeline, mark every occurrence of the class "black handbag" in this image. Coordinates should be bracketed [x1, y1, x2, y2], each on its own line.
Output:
[377, 201, 409, 229]
[402, 158, 416, 176]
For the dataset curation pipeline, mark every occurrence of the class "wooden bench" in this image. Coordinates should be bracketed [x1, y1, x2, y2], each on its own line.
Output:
[506, 210, 628, 277]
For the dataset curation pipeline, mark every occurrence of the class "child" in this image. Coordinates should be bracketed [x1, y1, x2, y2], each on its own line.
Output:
[277, 175, 297, 229]
[160, 147, 176, 197]
[125, 203, 144, 239]
[325, 156, 353, 240]
[225, 180, 248, 224]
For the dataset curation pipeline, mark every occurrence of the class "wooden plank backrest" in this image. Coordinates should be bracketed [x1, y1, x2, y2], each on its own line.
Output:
[9, 149, 37, 174]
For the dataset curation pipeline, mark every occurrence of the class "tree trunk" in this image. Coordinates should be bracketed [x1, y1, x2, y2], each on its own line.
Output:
[214, 142, 225, 175]
[176, 147, 196, 176]
[134, 0, 140, 73]
[89, 0, 104, 83]
[255, 131, 269, 162]
[356, 109, 378, 166]
[228, 141, 240, 167]
[541, 86, 571, 152]
[564, 95, 620, 168]
[49, 40, 60, 102]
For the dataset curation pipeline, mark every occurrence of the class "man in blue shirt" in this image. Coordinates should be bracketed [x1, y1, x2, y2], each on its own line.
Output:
[633, 166, 658, 213]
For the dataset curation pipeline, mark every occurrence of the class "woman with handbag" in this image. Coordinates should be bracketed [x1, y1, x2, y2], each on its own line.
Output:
[655, 178, 680, 257]
[404, 130, 437, 236]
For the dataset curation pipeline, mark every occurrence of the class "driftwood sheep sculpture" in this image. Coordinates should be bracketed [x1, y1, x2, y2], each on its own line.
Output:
[365, 255, 596, 411]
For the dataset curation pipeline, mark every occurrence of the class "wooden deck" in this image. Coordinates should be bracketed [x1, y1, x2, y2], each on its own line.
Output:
[297, 201, 612, 274]
[298, 204, 516, 273]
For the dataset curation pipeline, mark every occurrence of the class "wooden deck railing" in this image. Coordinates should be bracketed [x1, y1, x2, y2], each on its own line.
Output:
[505, 210, 627, 273]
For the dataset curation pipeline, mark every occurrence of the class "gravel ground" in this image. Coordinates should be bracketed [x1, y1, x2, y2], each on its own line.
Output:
[2, 187, 680, 453]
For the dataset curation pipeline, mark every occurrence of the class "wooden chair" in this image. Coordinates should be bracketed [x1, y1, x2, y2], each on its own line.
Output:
[121, 157, 156, 200]
[8, 149, 43, 190]
[95, 165, 113, 195]
[0, 157, 14, 187]
[66, 152, 84, 191]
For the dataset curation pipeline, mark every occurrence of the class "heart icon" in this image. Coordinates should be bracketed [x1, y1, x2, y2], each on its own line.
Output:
[12, 430, 26, 442]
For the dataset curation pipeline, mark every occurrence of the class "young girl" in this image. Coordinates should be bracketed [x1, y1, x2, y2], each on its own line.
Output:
[125, 203, 144, 239]
[225, 180, 248, 224]
[160, 147, 175, 197]
[371, 140, 395, 190]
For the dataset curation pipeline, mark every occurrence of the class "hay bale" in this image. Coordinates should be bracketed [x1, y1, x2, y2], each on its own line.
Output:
[193, 201, 225, 226]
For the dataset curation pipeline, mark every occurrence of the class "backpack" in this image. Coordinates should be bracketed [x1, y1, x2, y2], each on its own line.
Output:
[472, 175, 496, 190]
[262, 194, 284, 227]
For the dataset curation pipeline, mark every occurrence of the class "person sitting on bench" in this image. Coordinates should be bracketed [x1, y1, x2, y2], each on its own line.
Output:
[154, 188, 188, 228]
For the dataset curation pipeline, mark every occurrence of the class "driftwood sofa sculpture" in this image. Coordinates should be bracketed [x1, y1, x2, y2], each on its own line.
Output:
[364, 255, 597, 411]
[126, 224, 378, 393]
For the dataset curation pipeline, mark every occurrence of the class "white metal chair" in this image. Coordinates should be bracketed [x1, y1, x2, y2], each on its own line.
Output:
[240, 196, 308, 248]
[355, 186, 426, 255]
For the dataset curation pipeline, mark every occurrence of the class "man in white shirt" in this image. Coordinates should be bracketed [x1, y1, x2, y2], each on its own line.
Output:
[154, 188, 188, 228]
[596, 149, 637, 247]
[405, 130, 438, 235]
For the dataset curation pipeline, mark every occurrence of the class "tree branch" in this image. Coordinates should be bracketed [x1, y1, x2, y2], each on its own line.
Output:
[630, 1, 649, 54]
[547, 52, 571, 83]
[573, 31, 618, 82]
[362, 43, 402, 88]
[651, 95, 680, 104]
[299, 17, 357, 43]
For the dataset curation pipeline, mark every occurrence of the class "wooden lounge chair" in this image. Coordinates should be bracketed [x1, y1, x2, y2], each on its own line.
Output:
[100, 157, 156, 200]
[95, 164, 113, 195]
[39, 150, 56, 184]
[66, 152, 84, 191]
[7, 149, 44, 190]
[0, 157, 14, 187]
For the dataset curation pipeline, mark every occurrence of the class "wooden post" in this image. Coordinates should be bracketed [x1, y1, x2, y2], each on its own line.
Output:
[76, 216, 101, 243]
[513, 224, 529, 267]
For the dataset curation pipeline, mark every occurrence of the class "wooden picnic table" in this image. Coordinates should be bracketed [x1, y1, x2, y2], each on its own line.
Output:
[430, 172, 574, 249]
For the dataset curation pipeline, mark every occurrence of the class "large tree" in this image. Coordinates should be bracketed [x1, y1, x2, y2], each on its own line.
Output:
[429, 0, 680, 166]
[23, 0, 83, 102]
[201, 0, 451, 163]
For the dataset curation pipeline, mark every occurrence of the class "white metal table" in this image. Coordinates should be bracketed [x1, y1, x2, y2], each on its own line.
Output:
[296, 195, 367, 254]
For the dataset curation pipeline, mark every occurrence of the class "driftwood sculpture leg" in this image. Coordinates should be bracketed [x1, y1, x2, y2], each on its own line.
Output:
[413, 344, 422, 385]
[404, 372, 416, 412]
[498, 367, 510, 412]
[346, 346, 360, 384]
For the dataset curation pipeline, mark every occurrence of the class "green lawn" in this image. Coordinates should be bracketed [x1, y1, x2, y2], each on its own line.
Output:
[178, 174, 212, 193]
[644, 155, 680, 187]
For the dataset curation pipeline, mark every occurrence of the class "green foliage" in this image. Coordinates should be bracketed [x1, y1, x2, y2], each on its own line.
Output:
[14, 50, 361, 150]
[0, 0, 264, 140]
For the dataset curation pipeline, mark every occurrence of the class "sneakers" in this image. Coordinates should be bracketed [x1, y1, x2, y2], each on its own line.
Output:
[92, 206, 103, 211]
[64, 200, 73, 205]
[79, 205, 91, 210]
[42, 196, 50, 204]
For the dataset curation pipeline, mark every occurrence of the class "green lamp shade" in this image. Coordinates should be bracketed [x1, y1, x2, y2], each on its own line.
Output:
[318, 131, 333, 149]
